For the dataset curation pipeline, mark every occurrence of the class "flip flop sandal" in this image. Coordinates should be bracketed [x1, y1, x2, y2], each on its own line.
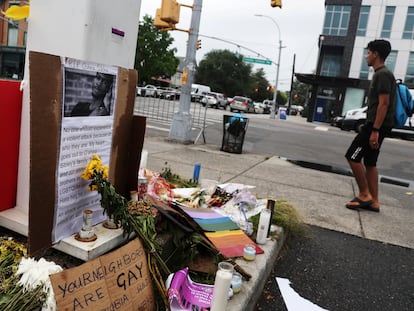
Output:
[345, 197, 374, 210]
[359, 204, 380, 212]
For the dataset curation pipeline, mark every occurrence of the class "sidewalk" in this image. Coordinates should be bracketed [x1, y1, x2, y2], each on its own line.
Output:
[142, 133, 414, 310]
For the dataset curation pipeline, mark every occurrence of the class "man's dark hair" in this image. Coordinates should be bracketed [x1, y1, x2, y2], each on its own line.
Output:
[96, 72, 114, 83]
[367, 39, 391, 60]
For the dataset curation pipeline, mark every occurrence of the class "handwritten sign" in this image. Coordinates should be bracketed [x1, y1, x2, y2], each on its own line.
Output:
[50, 239, 154, 311]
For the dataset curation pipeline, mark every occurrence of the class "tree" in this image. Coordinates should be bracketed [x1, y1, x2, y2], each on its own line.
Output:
[195, 50, 275, 101]
[249, 68, 273, 101]
[195, 49, 254, 97]
[290, 78, 310, 107]
[135, 15, 179, 85]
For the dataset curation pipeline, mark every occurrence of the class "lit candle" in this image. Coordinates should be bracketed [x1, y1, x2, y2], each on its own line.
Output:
[243, 244, 256, 261]
[256, 208, 271, 244]
[231, 272, 242, 294]
[82, 209, 93, 231]
[210, 262, 233, 311]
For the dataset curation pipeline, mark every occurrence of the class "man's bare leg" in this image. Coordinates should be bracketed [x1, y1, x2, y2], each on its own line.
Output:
[347, 160, 373, 206]
[366, 166, 379, 209]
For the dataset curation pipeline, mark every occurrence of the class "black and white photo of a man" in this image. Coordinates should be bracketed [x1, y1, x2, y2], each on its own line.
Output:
[64, 69, 116, 117]
[71, 72, 114, 117]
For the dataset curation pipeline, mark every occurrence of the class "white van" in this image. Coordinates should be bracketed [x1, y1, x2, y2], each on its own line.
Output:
[191, 84, 211, 102]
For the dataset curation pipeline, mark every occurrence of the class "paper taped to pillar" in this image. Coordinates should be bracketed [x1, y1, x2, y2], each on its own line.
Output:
[50, 238, 155, 310]
[52, 58, 118, 243]
[28, 51, 138, 254]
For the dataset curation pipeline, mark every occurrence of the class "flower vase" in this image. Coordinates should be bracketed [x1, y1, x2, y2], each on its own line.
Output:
[103, 214, 119, 229]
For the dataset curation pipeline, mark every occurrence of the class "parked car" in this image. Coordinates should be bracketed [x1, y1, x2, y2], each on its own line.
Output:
[201, 92, 219, 108]
[287, 105, 299, 115]
[262, 99, 278, 114]
[331, 115, 344, 128]
[226, 97, 233, 105]
[200, 92, 227, 109]
[213, 92, 228, 109]
[191, 83, 211, 102]
[137, 84, 158, 97]
[159, 87, 180, 100]
[229, 96, 255, 113]
[341, 106, 367, 132]
[291, 105, 304, 115]
[254, 102, 271, 114]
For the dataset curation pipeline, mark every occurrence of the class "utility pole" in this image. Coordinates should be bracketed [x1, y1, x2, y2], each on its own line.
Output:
[287, 54, 296, 114]
[271, 39, 282, 119]
[254, 14, 283, 120]
[168, 0, 202, 143]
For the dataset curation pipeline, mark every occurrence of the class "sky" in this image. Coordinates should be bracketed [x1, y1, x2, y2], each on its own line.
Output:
[139, 0, 325, 91]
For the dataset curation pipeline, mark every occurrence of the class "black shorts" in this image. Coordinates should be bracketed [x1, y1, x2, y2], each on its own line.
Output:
[345, 123, 390, 167]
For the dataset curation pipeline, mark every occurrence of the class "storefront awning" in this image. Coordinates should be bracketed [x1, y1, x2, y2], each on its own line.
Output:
[295, 73, 366, 88]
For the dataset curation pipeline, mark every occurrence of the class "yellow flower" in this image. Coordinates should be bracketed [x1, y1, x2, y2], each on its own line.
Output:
[103, 166, 109, 179]
[82, 154, 105, 180]
[88, 184, 98, 192]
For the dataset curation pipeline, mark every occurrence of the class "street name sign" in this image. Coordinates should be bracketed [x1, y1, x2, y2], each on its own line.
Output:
[243, 57, 272, 65]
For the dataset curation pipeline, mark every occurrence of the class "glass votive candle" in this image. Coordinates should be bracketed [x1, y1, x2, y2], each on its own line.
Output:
[243, 244, 256, 261]
[231, 272, 242, 294]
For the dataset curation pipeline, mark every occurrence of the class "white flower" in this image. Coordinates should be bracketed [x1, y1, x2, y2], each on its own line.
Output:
[16, 257, 63, 311]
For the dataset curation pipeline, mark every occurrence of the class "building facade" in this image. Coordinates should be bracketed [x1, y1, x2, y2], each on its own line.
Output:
[0, 0, 27, 80]
[298, 0, 414, 123]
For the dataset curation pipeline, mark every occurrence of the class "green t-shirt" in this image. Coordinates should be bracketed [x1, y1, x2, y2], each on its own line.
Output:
[366, 66, 396, 128]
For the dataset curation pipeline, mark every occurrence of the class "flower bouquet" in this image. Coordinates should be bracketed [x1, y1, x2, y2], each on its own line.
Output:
[81, 154, 127, 228]
[81, 154, 171, 307]
[0, 237, 62, 311]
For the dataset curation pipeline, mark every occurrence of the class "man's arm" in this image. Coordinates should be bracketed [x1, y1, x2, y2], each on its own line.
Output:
[373, 93, 390, 129]
[370, 93, 390, 149]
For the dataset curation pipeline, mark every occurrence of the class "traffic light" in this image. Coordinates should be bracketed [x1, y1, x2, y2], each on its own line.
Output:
[271, 0, 282, 8]
[161, 0, 180, 24]
[154, 8, 171, 30]
[196, 39, 201, 50]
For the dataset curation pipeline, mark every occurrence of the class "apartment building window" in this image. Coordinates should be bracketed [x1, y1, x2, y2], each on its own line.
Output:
[360, 50, 397, 79]
[405, 52, 414, 84]
[357, 6, 370, 36]
[321, 54, 341, 77]
[323, 5, 351, 36]
[385, 51, 397, 73]
[7, 20, 18, 46]
[403, 7, 414, 39]
[359, 49, 369, 80]
[381, 6, 395, 38]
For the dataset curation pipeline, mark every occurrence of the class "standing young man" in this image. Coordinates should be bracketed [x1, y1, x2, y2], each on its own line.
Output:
[345, 39, 396, 212]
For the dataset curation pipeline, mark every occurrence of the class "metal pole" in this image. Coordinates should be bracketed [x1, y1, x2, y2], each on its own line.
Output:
[272, 39, 282, 119]
[254, 14, 282, 119]
[169, 0, 203, 143]
[287, 54, 296, 114]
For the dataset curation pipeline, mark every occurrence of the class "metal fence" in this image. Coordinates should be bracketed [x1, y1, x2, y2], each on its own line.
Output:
[134, 96, 208, 143]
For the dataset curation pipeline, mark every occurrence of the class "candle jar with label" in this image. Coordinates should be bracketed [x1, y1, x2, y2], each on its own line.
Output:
[210, 261, 234, 311]
[231, 272, 242, 294]
[243, 244, 256, 261]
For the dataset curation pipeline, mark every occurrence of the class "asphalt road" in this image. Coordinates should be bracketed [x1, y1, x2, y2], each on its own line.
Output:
[200, 110, 414, 183]
[255, 225, 414, 311]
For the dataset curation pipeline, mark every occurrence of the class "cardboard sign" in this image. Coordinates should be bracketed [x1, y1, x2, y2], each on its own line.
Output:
[50, 239, 154, 310]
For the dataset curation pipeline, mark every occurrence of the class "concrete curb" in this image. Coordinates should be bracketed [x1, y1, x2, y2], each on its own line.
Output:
[288, 159, 412, 188]
[228, 227, 286, 311]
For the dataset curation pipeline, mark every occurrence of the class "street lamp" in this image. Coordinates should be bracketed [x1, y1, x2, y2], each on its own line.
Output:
[254, 14, 283, 119]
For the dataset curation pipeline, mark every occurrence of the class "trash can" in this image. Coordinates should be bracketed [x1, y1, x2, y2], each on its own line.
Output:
[221, 114, 248, 154]
[279, 107, 287, 120]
